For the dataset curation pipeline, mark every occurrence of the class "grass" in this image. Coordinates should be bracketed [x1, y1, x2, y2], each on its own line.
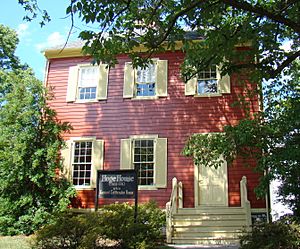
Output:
[0, 236, 31, 249]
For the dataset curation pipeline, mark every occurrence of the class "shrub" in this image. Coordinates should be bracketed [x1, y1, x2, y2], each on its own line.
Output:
[32, 201, 165, 249]
[240, 216, 300, 249]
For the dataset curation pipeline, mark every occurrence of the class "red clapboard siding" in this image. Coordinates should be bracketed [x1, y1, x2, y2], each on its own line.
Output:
[47, 50, 265, 209]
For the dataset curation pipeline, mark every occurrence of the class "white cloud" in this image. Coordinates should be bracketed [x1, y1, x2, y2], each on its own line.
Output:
[16, 23, 30, 39]
[35, 31, 66, 52]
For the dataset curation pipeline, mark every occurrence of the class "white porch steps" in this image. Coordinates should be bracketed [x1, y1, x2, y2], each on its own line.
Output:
[171, 206, 248, 245]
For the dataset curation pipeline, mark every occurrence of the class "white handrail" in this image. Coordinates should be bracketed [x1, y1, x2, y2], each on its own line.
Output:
[240, 176, 252, 228]
[166, 177, 183, 243]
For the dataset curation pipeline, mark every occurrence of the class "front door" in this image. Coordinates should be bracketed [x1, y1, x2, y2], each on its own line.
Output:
[198, 161, 228, 206]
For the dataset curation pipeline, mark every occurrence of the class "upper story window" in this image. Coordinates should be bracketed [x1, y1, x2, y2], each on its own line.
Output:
[78, 66, 99, 100]
[197, 65, 218, 94]
[123, 59, 168, 99]
[185, 64, 231, 96]
[66, 64, 109, 103]
[136, 64, 156, 97]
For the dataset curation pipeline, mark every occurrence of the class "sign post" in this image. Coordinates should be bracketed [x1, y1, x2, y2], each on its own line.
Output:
[95, 170, 138, 221]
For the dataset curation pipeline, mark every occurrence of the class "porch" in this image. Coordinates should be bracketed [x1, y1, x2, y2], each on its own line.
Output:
[166, 177, 251, 245]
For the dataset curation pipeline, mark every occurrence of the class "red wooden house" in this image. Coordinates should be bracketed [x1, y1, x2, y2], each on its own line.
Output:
[44, 41, 268, 245]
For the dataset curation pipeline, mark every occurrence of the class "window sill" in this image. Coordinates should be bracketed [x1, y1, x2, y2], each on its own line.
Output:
[74, 186, 94, 191]
[132, 96, 159, 100]
[138, 185, 158, 191]
[74, 99, 99, 103]
[195, 93, 222, 97]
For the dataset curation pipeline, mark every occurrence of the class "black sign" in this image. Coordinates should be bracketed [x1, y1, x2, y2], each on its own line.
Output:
[97, 170, 137, 199]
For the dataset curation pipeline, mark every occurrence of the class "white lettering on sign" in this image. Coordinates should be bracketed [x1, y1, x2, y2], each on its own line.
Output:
[101, 174, 134, 183]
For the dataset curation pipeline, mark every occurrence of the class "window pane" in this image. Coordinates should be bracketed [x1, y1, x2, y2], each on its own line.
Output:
[79, 66, 98, 87]
[136, 64, 155, 84]
[197, 65, 218, 94]
[136, 64, 156, 97]
[72, 142, 93, 186]
[133, 139, 155, 186]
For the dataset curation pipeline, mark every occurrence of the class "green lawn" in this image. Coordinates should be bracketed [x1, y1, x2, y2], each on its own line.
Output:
[0, 236, 31, 249]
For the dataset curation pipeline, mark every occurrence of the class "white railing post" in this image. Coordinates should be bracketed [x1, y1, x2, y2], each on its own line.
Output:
[171, 177, 178, 213]
[166, 201, 172, 243]
[240, 176, 252, 228]
[166, 177, 183, 243]
[178, 181, 183, 208]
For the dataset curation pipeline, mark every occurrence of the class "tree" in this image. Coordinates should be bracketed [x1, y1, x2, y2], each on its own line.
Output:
[0, 25, 75, 235]
[0, 24, 22, 70]
[18, 1, 300, 215]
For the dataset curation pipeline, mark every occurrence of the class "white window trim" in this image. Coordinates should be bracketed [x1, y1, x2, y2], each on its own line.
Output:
[70, 137, 96, 190]
[120, 135, 167, 189]
[196, 65, 219, 96]
[131, 135, 158, 190]
[185, 64, 230, 97]
[194, 92, 222, 97]
[76, 64, 99, 102]
[134, 59, 159, 98]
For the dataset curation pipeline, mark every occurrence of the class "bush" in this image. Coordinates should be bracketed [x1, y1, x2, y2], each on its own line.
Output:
[240, 216, 300, 249]
[32, 201, 165, 249]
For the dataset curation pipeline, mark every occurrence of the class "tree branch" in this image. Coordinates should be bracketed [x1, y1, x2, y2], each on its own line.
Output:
[153, 0, 206, 47]
[220, 0, 300, 35]
[268, 50, 300, 78]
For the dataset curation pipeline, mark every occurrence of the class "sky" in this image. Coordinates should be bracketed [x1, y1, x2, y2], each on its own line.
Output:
[0, 0, 84, 80]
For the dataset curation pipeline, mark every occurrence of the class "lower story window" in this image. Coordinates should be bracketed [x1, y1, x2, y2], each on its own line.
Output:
[72, 141, 92, 186]
[133, 139, 154, 185]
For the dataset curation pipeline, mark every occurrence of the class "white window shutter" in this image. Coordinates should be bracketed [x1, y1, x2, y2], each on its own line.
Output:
[66, 66, 79, 102]
[155, 138, 167, 188]
[123, 62, 134, 98]
[185, 77, 197, 95]
[217, 66, 231, 94]
[91, 139, 104, 188]
[60, 140, 72, 181]
[120, 139, 132, 169]
[156, 60, 168, 97]
[97, 64, 109, 100]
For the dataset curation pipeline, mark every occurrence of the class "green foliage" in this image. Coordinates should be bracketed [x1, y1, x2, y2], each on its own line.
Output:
[0, 24, 22, 70]
[33, 202, 165, 249]
[0, 68, 75, 235]
[240, 216, 300, 249]
[18, 1, 299, 79]
[0, 24, 75, 235]
[63, 0, 299, 82]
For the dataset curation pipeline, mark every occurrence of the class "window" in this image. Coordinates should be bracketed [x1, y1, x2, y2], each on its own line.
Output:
[133, 139, 154, 185]
[197, 65, 218, 94]
[72, 141, 92, 186]
[120, 136, 167, 189]
[123, 60, 168, 99]
[61, 138, 104, 189]
[66, 64, 109, 102]
[78, 66, 99, 100]
[136, 64, 156, 97]
[185, 64, 230, 96]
